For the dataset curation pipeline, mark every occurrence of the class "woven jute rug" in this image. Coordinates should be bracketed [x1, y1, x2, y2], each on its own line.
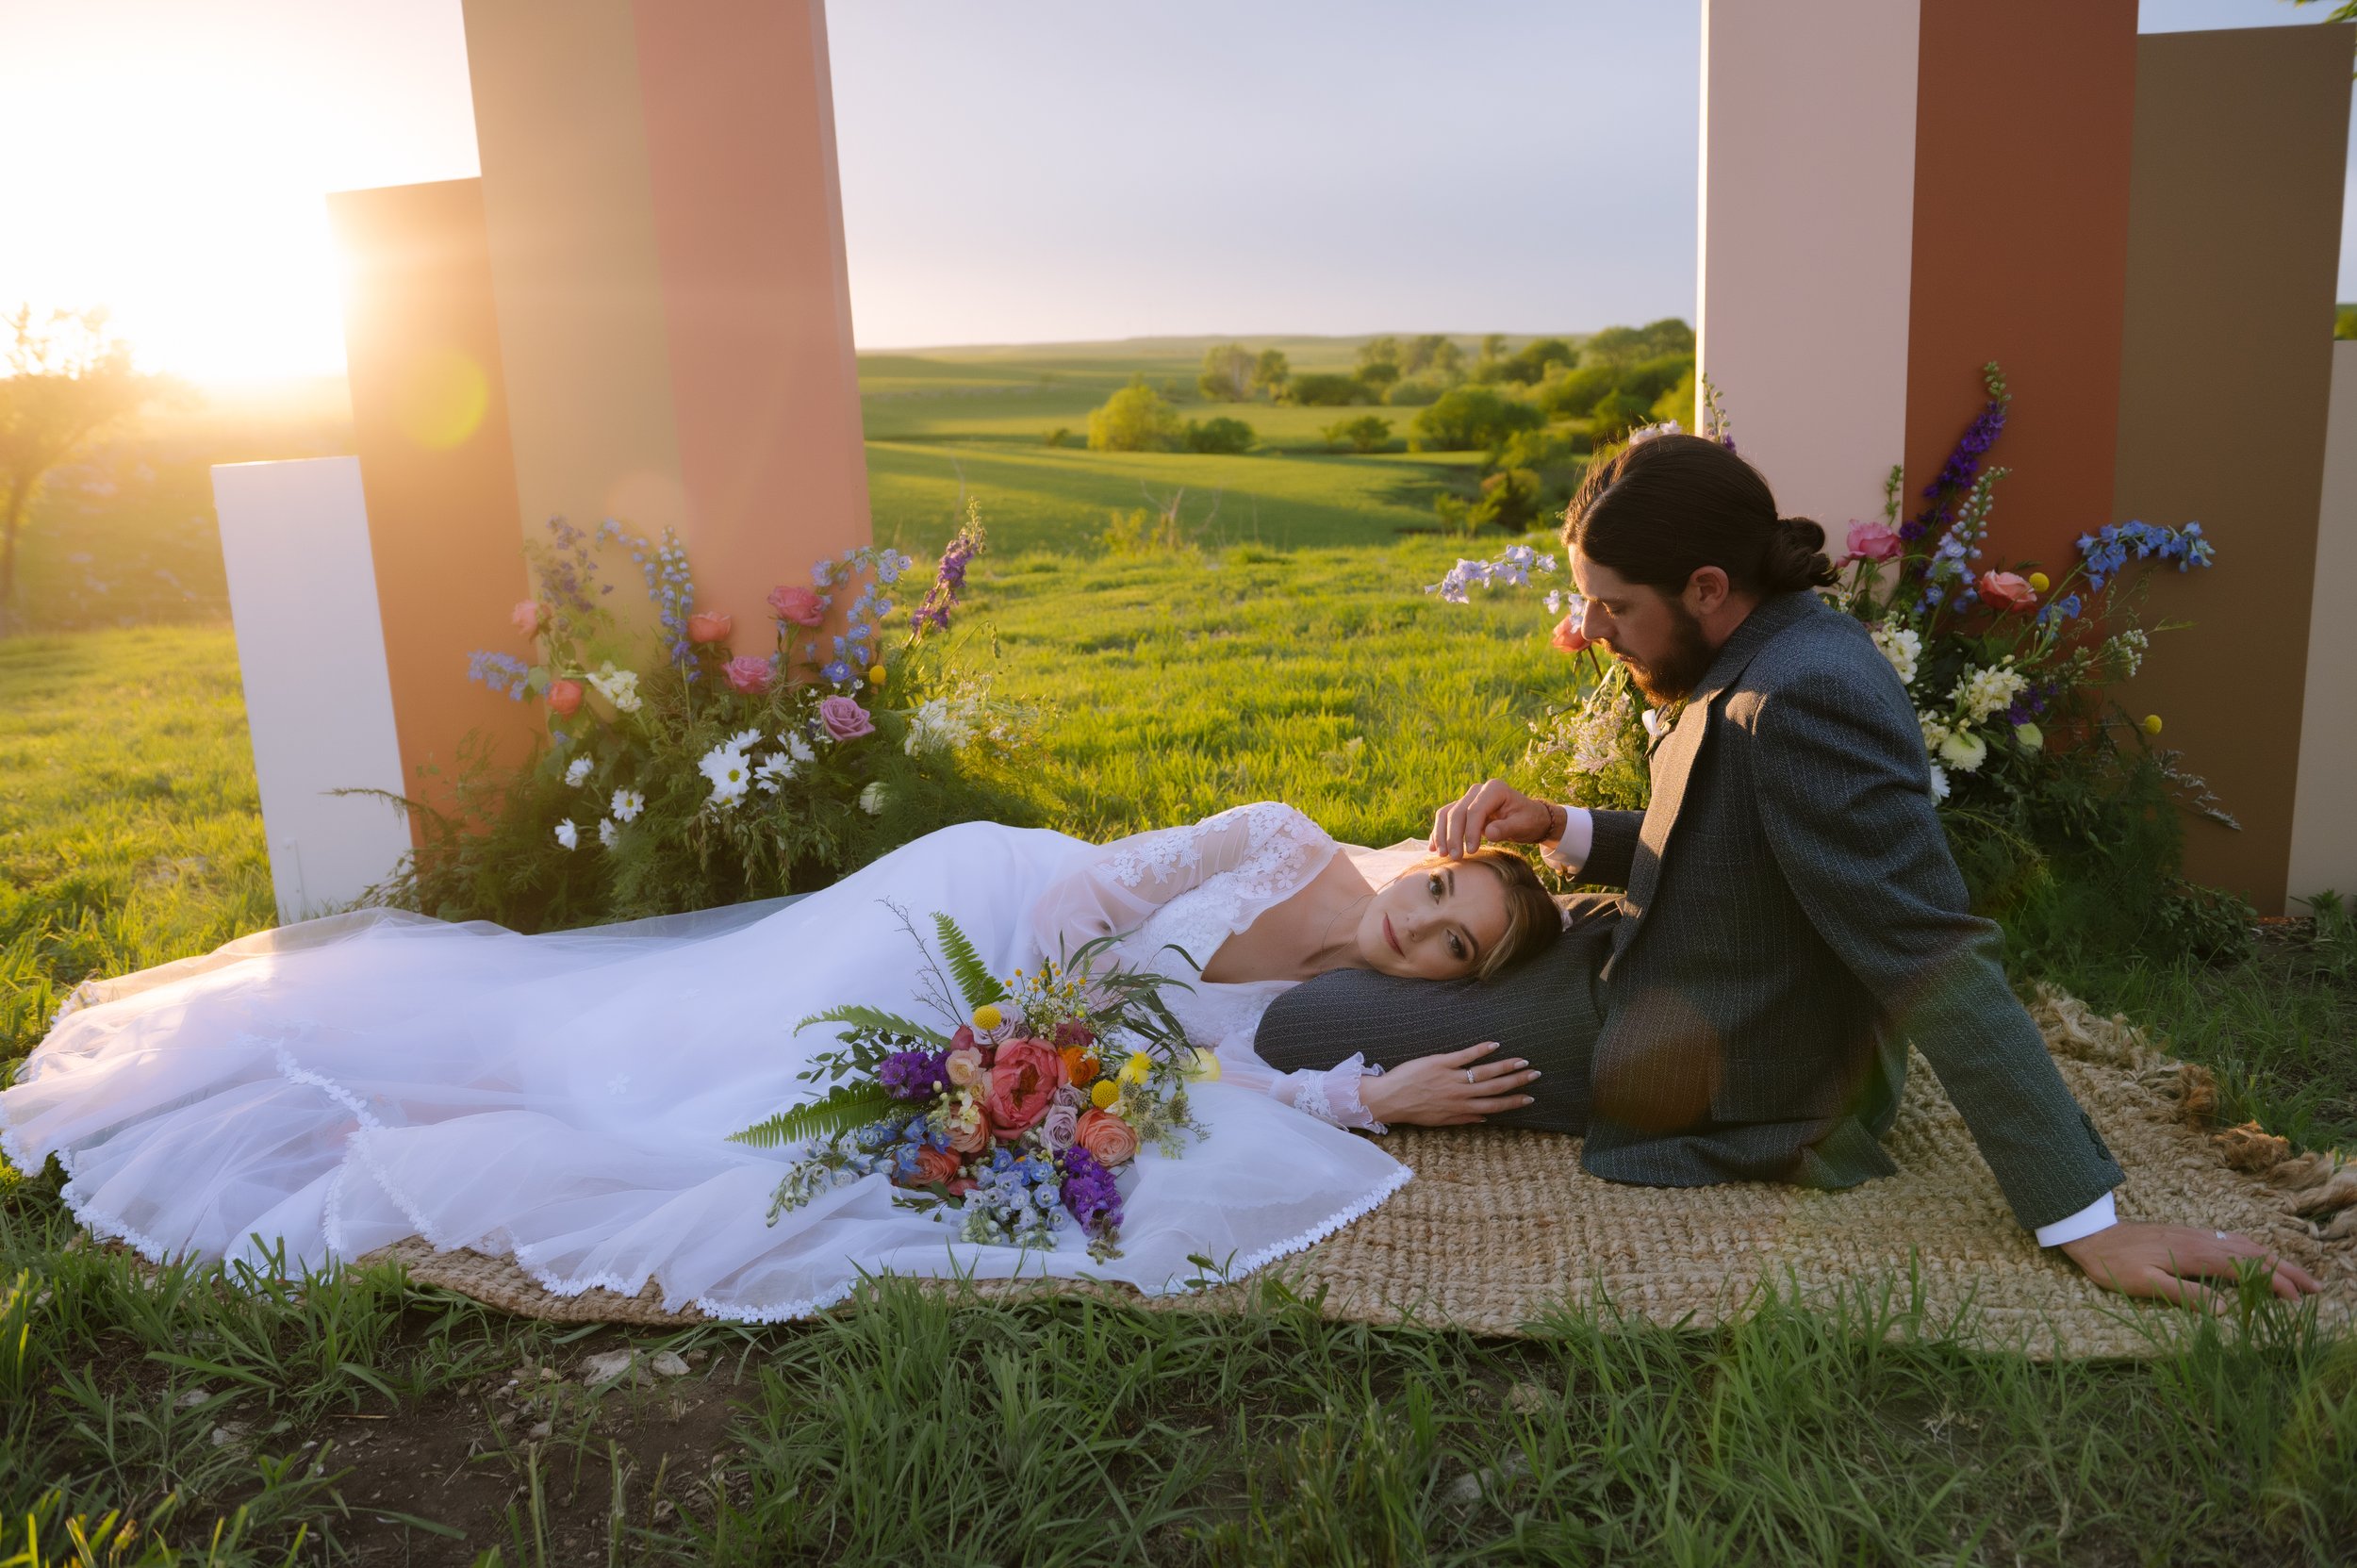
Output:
[372, 988, 2355, 1359]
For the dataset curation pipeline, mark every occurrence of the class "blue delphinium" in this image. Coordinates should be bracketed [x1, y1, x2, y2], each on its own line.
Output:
[466, 650, 533, 700]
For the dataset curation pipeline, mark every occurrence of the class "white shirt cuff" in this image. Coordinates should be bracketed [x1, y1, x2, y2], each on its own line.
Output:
[2034, 1191, 2118, 1247]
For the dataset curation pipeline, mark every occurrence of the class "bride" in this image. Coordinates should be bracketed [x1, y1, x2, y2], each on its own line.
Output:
[0, 802, 1558, 1320]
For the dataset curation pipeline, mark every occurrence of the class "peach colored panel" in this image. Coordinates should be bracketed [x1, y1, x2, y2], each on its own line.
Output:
[1903, 0, 2137, 578]
[633, 0, 872, 642]
[2113, 25, 2350, 911]
[1698, 0, 1920, 533]
[462, 0, 688, 626]
[327, 178, 537, 836]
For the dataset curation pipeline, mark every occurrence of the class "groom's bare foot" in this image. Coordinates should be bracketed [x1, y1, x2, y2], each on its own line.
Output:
[2060, 1222, 2321, 1310]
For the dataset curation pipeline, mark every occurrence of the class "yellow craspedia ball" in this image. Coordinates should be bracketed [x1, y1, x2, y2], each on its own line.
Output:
[971, 1003, 1003, 1032]
[869, 664, 887, 685]
[2027, 571, 2051, 594]
[2143, 714, 2164, 735]
[1090, 1079, 1119, 1109]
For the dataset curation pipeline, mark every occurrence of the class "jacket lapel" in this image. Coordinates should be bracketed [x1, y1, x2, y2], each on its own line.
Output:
[1608, 592, 1821, 968]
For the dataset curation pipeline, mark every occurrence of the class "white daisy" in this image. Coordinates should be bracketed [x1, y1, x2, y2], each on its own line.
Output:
[610, 787, 645, 822]
[597, 817, 618, 848]
[859, 781, 888, 816]
[753, 753, 798, 793]
[564, 755, 593, 787]
[778, 732, 816, 764]
[699, 741, 753, 807]
[553, 818, 580, 850]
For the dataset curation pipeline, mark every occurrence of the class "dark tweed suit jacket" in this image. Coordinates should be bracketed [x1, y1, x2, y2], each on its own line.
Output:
[1255, 589, 2125, 1232]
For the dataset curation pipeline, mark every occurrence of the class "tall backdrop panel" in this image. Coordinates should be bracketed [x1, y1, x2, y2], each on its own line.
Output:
[2112, 25, 2352, 912]
[2288, 341, 2357, 910]
[1697, 0, 1920, 535]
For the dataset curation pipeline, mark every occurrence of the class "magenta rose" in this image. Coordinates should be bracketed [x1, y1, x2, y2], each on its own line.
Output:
[1845, 520, 1903, 563]
[721, 655, 774, 695]
[766, 585, 827, 627]
[817, 696, 874, 741]
[981, 1039, 1064, 1138]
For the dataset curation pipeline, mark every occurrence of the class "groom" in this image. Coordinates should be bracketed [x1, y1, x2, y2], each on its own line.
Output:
[1257, 433, 2318, 1309]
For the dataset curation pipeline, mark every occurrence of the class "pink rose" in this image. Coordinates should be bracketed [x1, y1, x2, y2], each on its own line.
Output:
[767, 585, 827, 627]
[1845, 520, 1903, 563]
[1038, 1103, 1080, 1153]
[946, 1177, 978, 1197]
[722, 655, 774, 695]
[1075, 1108, 1140, 1167]
[945, 1046, 986, 1087]
[906, 1145, 962, 1188]
[511, 600, 544, 636]
[546, 679, 584, 718]
[1551, 615, 1590, 655]
[817, 696, 874, 741]
[981, 1039, 1064, 1138]
[1977, 569, 2038, 613]
[686, 610, 733, 645]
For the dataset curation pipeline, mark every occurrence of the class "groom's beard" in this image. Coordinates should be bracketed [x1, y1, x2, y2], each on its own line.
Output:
[1615, 601, 1715, 704]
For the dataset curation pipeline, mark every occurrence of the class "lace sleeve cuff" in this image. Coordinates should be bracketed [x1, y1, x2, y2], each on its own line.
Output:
[1287, 1054, 1387, 1134]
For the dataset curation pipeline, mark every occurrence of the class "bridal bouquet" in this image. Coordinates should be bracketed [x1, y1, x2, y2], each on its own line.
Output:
[730, 909, 1210, 1261]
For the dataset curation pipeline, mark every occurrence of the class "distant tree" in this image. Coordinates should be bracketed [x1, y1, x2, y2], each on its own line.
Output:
[1197, 342, 1255, 402]
[1586, 387, 1654, 447]
[2338, 305, 2357, 340]
[1535, 362, 1621, 420]
[1499, 337, 1576, 385]
[1281, 372, 1369, 406]
[1251, 348, 1292, 397]
[1400, 334, 1465, 380]
[1409, 385, 1543, 452]
[1619, 353, 1694, 404]
[1044, 426, 1075, 447]
[1472, 333, 1511, 382]
[0, 307, 174, 635]
[1580, 325, 1648, 368]
[1181, 416, 1257, 454]
[1637, 317, 1696, 356]
[1321, 414, 1393, 453]
[1354, 336, 1403, 390]
[1649, 366, 1698, 429]
[1492, 425, 1585, 473]
[1087, 377, 1181, 452]
[1473, 466, 1545, 532]
[1383, 371, 1453, 406]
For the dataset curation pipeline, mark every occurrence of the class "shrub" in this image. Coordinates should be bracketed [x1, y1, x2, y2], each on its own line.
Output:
[1197, 342, 1254, 402]
[1535, 363, 1620, 420]
[1086, 378, 1180, 452]
[1282, 372, 1372, 406]
[1409, 385, 1543, 452]
[1585, 388, 1653, 447]
[1649, 367, 1696, 430]
[1496, 337, 1577, 385]
[1043, 426, 1074, 448]
[1181, 416, 1257, 454]
[1320, 415, 1393, 453]
[1492, 425, 1586, 473]
[1383, 372, 1452, 406]
[1620, 353, 1694, 405]
[1100, 505, 1200, 558]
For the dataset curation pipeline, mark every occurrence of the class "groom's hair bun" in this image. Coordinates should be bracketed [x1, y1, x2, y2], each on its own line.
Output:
[1562, 433, 1837, 597]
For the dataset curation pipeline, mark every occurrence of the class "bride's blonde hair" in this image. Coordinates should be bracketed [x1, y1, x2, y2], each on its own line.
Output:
[1412, 848, 1559, 981]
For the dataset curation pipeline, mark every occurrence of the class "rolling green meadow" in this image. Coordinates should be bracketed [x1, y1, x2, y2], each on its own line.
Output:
[3, 344, 2355, 1563]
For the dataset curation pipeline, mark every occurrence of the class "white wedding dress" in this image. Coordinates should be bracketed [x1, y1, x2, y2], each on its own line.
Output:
[0, 803, 1413, 1320]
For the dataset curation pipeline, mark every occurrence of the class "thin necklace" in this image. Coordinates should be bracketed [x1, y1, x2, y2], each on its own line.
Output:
[1310, 891, 1374, 970]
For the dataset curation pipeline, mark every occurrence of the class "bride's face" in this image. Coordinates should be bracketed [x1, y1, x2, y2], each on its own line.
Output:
[1358, 861, 1511, 980]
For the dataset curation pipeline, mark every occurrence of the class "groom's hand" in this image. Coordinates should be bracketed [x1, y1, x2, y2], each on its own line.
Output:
[1430, 780, 1557, 858]
[2059, 1222, 2321, 1310]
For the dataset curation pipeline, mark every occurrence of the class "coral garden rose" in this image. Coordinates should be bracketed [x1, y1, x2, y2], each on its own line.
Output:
[981, 1039, 1064, 1137]
[945, 1046, 986, 1088]
[946, 1104, 990, 1154]
[1037, 1103, 1080, 1154]
[766, 584, 827, 627]
[1977, 570, 2037, 613]
[686, 610, 733, 644]
[909, 1145, 962, 1187]
[1845, 520, 1903, 562]
[511, 599, 544, 636]
[1550, 615, 1590, 655]
[546, 678, 585, 718]
[1075, 1108, 1140, 1166]
[721, 655, 774, 695]
[817, 696, 875, 741]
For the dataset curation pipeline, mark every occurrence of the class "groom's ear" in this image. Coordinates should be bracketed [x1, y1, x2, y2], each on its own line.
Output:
[1683, 565, 1733, 616]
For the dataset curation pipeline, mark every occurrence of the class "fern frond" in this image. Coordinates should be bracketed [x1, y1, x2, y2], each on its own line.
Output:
[931, 913, 1007, 1011]
[792, 1005, 949, 1047]
[729, 1083, 900, 1148]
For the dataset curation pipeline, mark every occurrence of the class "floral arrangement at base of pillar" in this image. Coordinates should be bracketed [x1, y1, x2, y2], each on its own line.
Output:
[367, 503, 1030, 932]
[1428, 368, 2253, 964]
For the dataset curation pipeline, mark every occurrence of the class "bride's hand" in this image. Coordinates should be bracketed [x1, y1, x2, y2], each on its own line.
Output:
[1360, 1042, 1540, 1127]
[1430, 780, 1558, 858]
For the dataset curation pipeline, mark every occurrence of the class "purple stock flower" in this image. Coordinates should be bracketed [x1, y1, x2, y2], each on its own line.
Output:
[879, 1048, 949, 1101]
[1058, 1147, 1123, 1236]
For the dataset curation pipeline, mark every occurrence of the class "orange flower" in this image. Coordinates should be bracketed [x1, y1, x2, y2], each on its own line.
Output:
[1062, 1046, 1098, 1087]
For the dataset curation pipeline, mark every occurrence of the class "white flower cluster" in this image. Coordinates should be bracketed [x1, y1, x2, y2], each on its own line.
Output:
[585, 662, 641, 715]
[2105, 628, 2149, 680]
[904, 695, 984, 758]
[1871, 624, 1921, 687]
[1951, 660, 2028, 725]
[1554, 682, 1634, 776]
[699, 728, 815, 810]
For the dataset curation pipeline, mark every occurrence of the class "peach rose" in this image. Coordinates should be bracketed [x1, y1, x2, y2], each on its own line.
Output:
[981, 1039, 1064, 1138]
[686, 610, 733, 644]
[1075, 1108, 1140, 1166]
[767, 585, 827, 627]
[1977, 570, 2037, 613]
[511, 599, 544, 636]
[908, 1145, 962, 1187]
[947, 1103, 990, 1154]
[1844, 520, 1903, 562]
[1551, 615, 1590, 655]
[945, 1046, 986, 1088]
[547, 678, 584, 718]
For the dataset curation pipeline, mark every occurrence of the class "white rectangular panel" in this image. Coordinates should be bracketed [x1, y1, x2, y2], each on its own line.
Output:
[2288, 341, 2357, 910]
[212, 457, 413, 923]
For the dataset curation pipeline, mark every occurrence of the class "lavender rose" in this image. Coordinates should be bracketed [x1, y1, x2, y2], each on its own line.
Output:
[1037, 1103, 1080, 1153]
[817, 695, 874, 741]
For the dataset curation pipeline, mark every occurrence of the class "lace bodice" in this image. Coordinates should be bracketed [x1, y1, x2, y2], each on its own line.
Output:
[1027, 802, 1388, 1131]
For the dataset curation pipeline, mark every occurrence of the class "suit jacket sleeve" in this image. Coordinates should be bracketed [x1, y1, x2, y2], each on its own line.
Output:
[1574, 809, 1645, 890]
[1748, 668, 2124, 1232]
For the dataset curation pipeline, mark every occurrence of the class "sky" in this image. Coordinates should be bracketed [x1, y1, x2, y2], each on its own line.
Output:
[0, 0, 2346, 378]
